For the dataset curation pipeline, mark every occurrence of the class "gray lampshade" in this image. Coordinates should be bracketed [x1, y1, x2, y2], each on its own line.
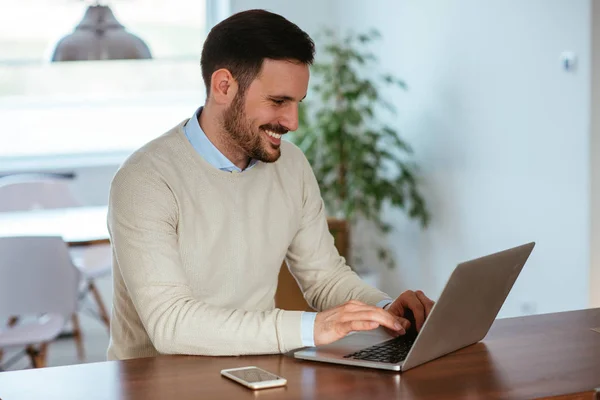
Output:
[50, 5, 152, 62]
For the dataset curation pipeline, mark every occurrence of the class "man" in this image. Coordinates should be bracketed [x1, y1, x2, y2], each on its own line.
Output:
[107, 9, 434, 360]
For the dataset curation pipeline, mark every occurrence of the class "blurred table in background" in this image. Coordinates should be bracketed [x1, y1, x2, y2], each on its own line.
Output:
[0, 206, 109, 247]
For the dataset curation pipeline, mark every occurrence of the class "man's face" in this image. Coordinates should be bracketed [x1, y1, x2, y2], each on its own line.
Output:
[222, 59, 309, 163]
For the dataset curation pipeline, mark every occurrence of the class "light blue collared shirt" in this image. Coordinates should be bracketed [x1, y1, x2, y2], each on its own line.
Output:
[184, 107, 258, 172]
[184, 107, 392, 347]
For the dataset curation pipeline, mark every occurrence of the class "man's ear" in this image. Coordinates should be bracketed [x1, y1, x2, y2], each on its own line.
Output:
[210, 68, 238, 105]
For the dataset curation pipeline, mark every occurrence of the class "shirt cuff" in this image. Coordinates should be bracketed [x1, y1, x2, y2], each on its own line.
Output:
[377, 299, 393, 310]
[300, 311, 318, 347]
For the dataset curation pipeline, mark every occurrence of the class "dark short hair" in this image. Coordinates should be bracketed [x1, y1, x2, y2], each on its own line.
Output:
[201, 9, 315, 97]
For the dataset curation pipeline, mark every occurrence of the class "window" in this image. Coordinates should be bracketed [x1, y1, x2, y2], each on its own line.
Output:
[0, 0, 215, 168]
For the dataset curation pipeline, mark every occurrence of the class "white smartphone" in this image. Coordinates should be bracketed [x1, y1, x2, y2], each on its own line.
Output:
[220, 366, 287, 390]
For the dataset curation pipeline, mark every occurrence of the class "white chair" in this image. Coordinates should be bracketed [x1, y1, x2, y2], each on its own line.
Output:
[0, 173, 112, 360]
[0, 236, 81, 369]
[0, 173, 81, 211]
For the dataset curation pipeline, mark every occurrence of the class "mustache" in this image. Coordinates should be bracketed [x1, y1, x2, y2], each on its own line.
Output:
[260, 124, 288, 135]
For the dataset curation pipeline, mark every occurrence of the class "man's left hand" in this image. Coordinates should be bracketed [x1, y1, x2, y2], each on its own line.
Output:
[386, 290, 435, 332]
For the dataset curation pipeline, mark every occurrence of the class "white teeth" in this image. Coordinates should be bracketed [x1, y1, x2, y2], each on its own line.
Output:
[265, 130, 282, 139]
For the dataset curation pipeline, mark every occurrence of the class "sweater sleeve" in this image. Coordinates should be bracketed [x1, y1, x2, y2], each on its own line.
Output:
[285, 153, 393, 312]
[108, 160, 304, 356]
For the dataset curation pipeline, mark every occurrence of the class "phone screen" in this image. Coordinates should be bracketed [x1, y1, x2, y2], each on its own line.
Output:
[227, 368, 281, 383]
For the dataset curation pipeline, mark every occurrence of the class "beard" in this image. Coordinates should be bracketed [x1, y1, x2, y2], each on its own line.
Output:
[222, 92, 287, 164]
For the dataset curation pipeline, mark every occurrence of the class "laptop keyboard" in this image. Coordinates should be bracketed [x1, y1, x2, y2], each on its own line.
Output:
[343, 335, 417, 364]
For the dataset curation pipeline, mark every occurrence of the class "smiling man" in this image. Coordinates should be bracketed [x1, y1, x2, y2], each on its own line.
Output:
[107, 9, 434, 360]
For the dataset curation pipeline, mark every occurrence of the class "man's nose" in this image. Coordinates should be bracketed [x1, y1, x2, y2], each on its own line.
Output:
[280, 104, 299, 132]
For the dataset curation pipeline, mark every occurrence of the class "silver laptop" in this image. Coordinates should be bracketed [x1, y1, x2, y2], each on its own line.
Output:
[294, 242, 535, 371]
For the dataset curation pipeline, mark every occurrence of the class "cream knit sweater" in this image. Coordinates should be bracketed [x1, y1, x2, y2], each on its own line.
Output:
[106, 120, 391, 360]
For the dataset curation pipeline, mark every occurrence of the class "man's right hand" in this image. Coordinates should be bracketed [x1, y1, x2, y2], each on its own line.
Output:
[313, 300, 410, 346]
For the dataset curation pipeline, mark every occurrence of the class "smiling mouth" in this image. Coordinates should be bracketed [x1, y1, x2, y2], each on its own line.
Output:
[265, 129, 283, 139]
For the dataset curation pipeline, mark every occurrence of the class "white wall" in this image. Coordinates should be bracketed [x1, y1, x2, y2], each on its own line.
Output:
[336, 0, 592, 317]
[230, 0, 594, 317]
[24, 0, 594, 317]
[229, 0, 336, 37]
[590, 0, 600, 307]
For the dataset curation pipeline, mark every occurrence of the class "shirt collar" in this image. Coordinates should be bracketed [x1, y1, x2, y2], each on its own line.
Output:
[183, 107, 258, 172]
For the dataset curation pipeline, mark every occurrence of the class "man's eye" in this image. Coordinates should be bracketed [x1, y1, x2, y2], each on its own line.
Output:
[272, 99, 285, 105]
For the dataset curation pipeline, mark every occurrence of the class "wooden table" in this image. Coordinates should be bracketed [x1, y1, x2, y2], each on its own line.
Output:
[0, 206, 109, 246]
[0, 308, 598, 400]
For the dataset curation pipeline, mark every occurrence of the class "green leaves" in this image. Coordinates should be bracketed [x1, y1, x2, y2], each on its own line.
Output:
[295, 29, 431, 269]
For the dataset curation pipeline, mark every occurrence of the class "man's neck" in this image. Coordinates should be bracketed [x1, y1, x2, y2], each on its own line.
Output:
[198, 105, 251, 170]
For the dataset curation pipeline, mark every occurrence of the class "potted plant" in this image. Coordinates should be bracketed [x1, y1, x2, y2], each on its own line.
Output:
[294, 29, 430, 272]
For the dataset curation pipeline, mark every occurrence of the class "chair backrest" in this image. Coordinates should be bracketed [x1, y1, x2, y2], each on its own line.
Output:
[0, 173, 80, 212]
[0, 236, 81, 318]
[275, 218, 349, 311]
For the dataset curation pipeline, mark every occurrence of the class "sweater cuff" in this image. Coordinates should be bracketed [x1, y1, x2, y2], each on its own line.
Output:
[276, 310, 305, 353]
